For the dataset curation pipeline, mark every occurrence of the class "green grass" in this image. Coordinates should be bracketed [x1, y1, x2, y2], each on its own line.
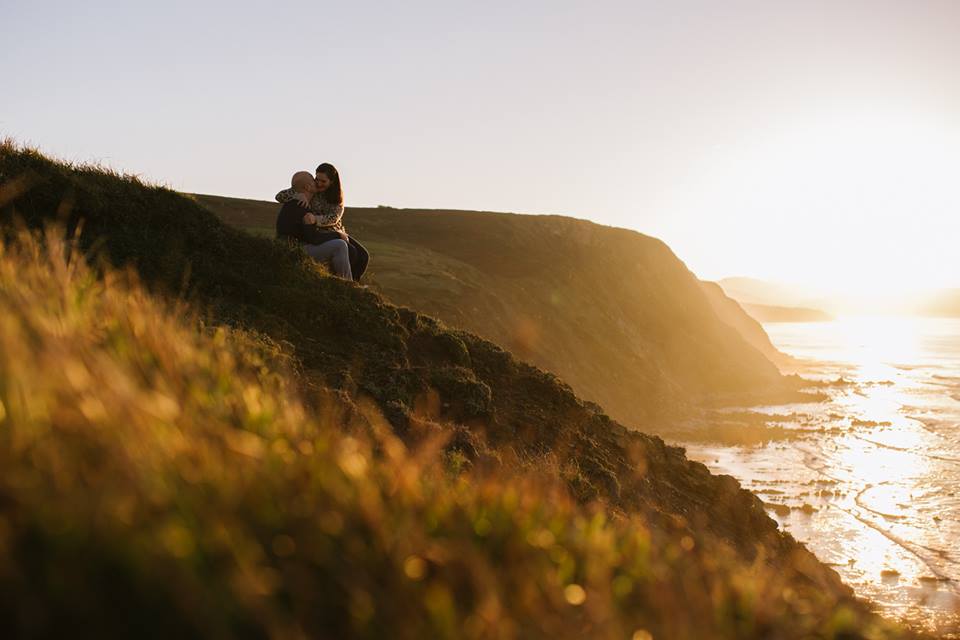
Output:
[241, 225, 275, 239]
[0, 142, 926, 638]
[0, 225, 920, 639]
[194, 193, 809, 431]
[0, 141, 791, 554]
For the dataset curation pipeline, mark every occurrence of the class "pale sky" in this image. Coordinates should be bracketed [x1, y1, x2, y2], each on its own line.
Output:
[2, 0, 958, 294]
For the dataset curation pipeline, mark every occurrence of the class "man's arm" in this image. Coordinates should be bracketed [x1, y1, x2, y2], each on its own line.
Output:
[275, 208, 294, 239]
[276, 203, 308, 240]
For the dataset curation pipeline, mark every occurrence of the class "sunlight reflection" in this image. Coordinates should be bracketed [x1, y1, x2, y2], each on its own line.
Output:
[684, 317, 960, 634]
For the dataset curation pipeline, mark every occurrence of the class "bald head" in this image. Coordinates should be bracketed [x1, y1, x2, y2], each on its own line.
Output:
[291, 171, 317, 193]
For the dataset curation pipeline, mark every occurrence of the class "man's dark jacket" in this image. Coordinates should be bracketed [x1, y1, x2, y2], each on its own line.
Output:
[275, 201, 369, 281]
[275, 200, 339, 245]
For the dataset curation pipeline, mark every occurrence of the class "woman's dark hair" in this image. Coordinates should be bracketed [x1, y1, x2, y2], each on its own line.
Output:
[315, 163, 343, 205]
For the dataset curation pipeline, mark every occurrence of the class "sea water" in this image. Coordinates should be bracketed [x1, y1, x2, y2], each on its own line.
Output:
[682, 317, 960, 636]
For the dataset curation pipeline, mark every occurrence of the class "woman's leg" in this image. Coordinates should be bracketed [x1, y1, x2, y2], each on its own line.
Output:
[303, 239, 353, 280]
[347, 236, 370, 282]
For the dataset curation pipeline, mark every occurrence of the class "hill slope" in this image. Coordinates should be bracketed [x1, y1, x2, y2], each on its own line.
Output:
[196, 195, 803, 428]
[0, 143, 915, 637]
[0, 143, 788, 557]
[718, 276, 820, 307]
[699, 281, 796, 367]
[742, 302, 834, 323]
[0, 224, 915, 639]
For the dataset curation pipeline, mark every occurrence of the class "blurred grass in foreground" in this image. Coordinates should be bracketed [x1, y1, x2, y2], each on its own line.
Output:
[0, 227, 919, 639]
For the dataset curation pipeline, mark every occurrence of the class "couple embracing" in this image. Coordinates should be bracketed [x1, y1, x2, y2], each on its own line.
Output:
[274, 163, 369, 281]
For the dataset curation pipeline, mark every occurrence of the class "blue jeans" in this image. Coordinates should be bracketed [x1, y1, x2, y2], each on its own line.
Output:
[304, 239, 353, 280]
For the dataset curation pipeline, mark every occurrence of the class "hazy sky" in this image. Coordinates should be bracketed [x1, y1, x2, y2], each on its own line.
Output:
[3, 0, 958, 293]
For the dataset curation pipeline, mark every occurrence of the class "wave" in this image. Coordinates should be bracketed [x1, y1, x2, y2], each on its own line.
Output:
[834, 503, 960, 587]
[852, 435, 960, 465]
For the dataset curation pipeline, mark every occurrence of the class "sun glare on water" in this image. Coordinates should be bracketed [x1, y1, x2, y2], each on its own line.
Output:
[685, 315, 960, 633]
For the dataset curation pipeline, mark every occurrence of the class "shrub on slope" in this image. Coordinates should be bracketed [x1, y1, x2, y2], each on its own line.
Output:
[0, 228, 916, 639]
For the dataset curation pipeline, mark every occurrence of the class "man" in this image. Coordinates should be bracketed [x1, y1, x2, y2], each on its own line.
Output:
[275, 171, 353, 280]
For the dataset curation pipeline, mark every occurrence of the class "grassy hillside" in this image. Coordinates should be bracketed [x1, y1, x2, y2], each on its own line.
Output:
[196, 194, 807, 429]
[0, 226, 917, 639]
[0, 143, 919, 637]
[1, 142, 789, 556]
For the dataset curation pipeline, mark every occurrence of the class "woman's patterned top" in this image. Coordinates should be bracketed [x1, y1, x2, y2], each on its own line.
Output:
[275, 188, 345, 233]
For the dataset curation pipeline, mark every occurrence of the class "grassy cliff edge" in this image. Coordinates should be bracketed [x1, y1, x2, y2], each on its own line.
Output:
[0, 143, 920, 638]
[195, 194, 814, 429]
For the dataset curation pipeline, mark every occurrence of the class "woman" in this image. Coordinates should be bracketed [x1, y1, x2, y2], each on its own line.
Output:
[275, 163, 369, 281]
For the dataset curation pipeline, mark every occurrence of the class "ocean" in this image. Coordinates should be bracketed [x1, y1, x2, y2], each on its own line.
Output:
[682, 317, 960, 636]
